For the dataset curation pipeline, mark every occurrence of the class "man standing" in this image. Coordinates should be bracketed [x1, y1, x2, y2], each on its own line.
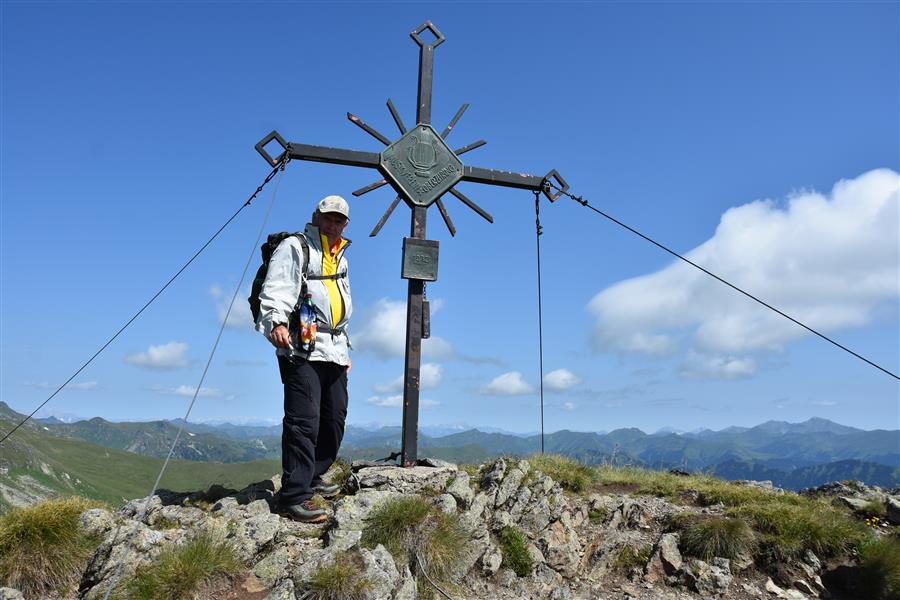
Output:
[257, 195, 352, 523]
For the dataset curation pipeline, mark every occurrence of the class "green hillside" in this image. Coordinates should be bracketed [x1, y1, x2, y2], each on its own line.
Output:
[0, 418, 278, 510]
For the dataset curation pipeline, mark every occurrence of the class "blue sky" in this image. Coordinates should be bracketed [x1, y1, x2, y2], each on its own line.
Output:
[2, 2, 898, 434]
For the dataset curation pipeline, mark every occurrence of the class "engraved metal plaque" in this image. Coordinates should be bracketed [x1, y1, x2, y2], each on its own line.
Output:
[379, 124, 463, 208]
[401, 238, 439, 281]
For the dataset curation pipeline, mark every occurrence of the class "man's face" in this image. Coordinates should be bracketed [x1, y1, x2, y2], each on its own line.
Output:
[315, 211, 348, 246]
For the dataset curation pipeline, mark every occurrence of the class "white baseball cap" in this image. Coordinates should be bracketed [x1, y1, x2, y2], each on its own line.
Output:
[317, 195, 350, 219]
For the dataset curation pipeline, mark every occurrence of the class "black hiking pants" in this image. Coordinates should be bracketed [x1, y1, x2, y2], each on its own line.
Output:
[277, 355, 348, 505]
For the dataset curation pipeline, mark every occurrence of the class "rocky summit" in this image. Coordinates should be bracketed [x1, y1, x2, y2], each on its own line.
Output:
[3, 457, 897, 600]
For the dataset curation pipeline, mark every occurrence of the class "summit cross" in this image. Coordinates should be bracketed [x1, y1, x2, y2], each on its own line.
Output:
[254, 21, 567, 466]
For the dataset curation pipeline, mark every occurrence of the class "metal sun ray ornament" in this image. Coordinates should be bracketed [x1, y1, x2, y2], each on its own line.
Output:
[253, 21, 568, 466]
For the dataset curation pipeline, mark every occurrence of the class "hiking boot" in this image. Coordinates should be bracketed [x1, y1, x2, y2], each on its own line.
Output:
[311, 480, 340, 498]
[277, 499, 328, 523]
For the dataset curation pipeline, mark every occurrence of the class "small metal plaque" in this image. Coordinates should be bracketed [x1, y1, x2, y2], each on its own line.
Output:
[401, 238, 439, 281]
[380, 124, 463, 208]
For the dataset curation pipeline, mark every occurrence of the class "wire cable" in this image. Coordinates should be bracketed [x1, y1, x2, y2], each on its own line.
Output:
[416, 551, 456, 600]
[0, 159, 289, 445]
[545, 182, 899, 381]
[100, 161, 287, 600]
[534, 190, 546, 454]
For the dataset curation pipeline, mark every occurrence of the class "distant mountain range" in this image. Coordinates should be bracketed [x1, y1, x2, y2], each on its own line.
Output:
[1, 401, 897, 492]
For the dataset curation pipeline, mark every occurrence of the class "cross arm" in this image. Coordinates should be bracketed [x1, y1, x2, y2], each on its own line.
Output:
[255, 130, 380, 170]
[462, 165, 569, 200]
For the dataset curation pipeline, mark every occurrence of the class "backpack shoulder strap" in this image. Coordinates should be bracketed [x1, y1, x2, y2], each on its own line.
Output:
[290, 232, 310, 297]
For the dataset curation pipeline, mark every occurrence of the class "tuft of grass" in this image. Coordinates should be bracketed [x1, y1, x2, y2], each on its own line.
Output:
[728, 501, 869, 562]
[859, 536, 900, 600]
[499, 526, 532, 576]
[588, 507, 609, 524]
[861, 499, 888, 519]
[124, 531, 243, 600]
[678, 516, 756, 561]
[0, 495, 102, 597]
[528, 454, 595, 494]
[306, 550, 372, 600]
[328, 459, 352, 493]
[362, 496, 469, 584]
[613, 544, 652, 572]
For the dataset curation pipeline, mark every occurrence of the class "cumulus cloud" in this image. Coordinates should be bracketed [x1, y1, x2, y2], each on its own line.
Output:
[25, 381, 98, 391]
[353, 298, 499, 364]
[374, 363, 443, 393]
[366, 395, 439, 408]
[678, 351, 757, 379]
[124, 342, 191, 370]
[152, 385, 223, 398]
[480, 371, 534, 396]
[210, 284, 254, 330]
[562, 401, 577, 411]
[588, 169, 899, 377]
[543, 369, 581, 391]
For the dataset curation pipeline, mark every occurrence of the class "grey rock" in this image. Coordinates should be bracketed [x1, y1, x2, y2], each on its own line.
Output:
[253, 545, 292, 588]
[245, 498, 273, 517]
[836, 496, 869, 512]
[526, 542, 546, 567]
[683, 558, 732, 596]
[0, 588, 24, 600]
[264, 578, 296, 600]
[657, 532, 682, 573]
[78, 508, 115, 538]
[803, 549, 822, 572]
[360, 544, 400, 599]
[353, 463, 456, 495]
[435, 493, 457, 514]
[794, 579, 817, 596]
[231, 513, 282, 561]
[328, 489, 397, 548]
[549, 585, 573, 599]
[886, 496, 900, 525]
[393, 566, 417, 600]
[495, 460, 529, 507]
[482, 545, 503, 576]
[481, 458, 507, 490]
[446, 472, 475, 509]
[538, 519, 582, 577]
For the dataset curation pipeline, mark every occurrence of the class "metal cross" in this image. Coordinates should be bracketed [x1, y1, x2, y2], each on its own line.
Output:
[254, 21, 568, 466]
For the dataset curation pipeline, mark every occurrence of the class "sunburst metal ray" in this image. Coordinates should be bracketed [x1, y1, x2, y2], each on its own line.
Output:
[454, 140, 486, 155]
[386, 99, 407, 134]
[347, 112, 391, 146]
[435, 198, 456, 236]
[369, 196, 403, 237]
[449, 187, 493, 223]
[352, 179, 389, 197]
[441, 103, 469, 139]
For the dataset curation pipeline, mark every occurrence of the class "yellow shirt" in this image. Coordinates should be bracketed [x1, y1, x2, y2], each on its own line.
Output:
[320, 234, 347, 326]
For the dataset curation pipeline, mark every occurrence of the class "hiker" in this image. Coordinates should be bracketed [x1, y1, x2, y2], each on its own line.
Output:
[256, 195, 353, 523]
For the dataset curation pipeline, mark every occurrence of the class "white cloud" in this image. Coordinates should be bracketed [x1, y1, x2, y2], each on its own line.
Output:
[480, 371, 534, 396]
[125, 342, 191, 370]
[153, 385, 223, 398]
[25, 381, 98, 391]
[210, 284, 254, 330]
[679, 351, 757, 380]
[588, 169, 899, 374]
[374, 363, 444, 393]
[354, 298, 456, 360]
[543, 368, 581, 391]
[562, 401, 577, 411]
[366, 394, 439, 408]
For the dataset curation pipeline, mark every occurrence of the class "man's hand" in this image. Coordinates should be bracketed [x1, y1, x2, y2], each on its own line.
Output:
[269, 325, 293, 349]
[346, 358, 352, 374]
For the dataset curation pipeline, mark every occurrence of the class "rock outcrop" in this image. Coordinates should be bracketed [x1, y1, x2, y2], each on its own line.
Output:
[5, 459, 896, 599]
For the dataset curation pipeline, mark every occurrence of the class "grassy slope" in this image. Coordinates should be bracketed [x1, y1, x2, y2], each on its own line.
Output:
[0, 419, 278, 508]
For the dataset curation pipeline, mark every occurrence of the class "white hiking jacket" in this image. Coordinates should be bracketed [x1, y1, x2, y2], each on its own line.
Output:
[256, 224, 352, 366]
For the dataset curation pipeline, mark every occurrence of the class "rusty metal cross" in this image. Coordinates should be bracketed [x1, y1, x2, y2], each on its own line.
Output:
[254, 21, 567, 466]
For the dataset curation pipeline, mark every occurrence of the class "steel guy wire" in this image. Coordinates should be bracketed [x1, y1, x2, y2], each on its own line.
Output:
[100, 159, 287, 600]
[0, 157, 290, 446]
[534, 190, 546, 454]
[416, 551, 456, 600]
[544, 182, 900, 381]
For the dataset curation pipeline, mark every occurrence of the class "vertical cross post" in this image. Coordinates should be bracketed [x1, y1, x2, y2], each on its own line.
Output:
[401, 25, 442, 466]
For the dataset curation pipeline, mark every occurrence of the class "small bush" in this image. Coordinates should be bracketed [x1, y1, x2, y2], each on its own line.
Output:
[528, 454, 595, 493]
[499, 526, 532, 576]
[679, 516, 756, 560]
[124, 531, 242, 600]
[306, 550, 372, 600]
[362, 496, 469, 584]
[0, 496, 101, 597]
[859, 536, 900, 600]
[613, 544, 651, 572]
